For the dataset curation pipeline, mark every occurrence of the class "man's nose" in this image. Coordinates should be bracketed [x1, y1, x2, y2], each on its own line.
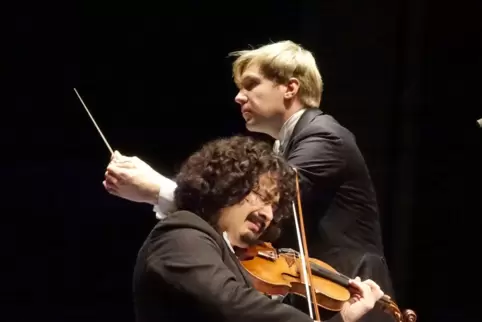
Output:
[234, 91, 247, 105]
[259, 204, 274, 222]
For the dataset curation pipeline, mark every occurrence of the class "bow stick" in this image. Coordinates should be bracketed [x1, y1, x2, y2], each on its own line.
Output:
[291, 167, 321, 321]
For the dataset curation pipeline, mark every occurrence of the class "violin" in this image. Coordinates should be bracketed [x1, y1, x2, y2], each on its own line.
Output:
[240, 242, 417, 322]
[239, 168, 417, 322]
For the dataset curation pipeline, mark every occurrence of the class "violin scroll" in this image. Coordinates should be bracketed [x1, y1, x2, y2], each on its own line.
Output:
[402, 309, 417, 322]
[378, 297, 417, 322]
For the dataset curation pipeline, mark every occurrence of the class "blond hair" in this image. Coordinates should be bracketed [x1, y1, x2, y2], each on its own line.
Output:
[229, 40, 323, 108]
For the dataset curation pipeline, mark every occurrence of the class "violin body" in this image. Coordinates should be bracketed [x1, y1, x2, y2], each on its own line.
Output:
[240, 242, 418, 322]
[241, 242, 350, 312]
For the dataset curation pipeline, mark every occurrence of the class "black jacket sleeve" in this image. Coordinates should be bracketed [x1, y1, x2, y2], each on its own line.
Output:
[146, 227, 314, 322]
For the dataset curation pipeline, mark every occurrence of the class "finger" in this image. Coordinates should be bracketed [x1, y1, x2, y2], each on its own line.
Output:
[348, 279, 366, 296]
[369, 286, 384, 301]
[106, 159, 116, 168]
[375, 289, 385, 300]
[104, 175, 118, 186]
[107, 189, 120, 196]
[348, 278, 363, 290]
[107, 188, 120, 197]
[348, 276, 363, 286]
[103, 180, 115, 191]
[114, 150, 126, 159]
[104, 173, 122, 186]
[112, 151, 133, 163]
[350, 279, 384, 303]
[109, 160, 136, 170]
[362, 279, 380, 291]
[106, 164, 131, 180]
[348, 293, 361, 304]
[103, 178, 118, 189]
[103, 182, 119, 195]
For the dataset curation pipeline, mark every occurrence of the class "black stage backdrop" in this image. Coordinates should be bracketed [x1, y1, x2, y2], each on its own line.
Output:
[3, 0, 481, 321]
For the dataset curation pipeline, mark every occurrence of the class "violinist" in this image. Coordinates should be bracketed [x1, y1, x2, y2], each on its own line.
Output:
[132, 135, 384, 322]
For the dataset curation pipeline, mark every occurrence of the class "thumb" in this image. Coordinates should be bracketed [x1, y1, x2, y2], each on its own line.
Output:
[112, 150, 124, 161]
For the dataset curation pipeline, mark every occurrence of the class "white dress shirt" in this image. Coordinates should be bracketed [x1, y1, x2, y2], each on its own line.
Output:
[273, 108, 306, 154]
[223, 231, 235, 254]
[152, 108, 307, 219]
[152, 174, 177, 220]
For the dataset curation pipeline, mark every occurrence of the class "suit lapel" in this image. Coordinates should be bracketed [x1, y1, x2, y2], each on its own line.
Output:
[231, 253, 254, 286]
[167, 211, 254, 287]
[283, 108, 323, 157]
[176, 212, 253, 285]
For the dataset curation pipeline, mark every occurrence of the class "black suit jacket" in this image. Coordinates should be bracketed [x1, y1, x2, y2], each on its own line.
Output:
[133, 210, 320, 322]
[274, 109, 395, 310]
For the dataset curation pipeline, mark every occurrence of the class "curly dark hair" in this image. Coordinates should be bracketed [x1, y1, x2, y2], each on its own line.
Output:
[174, 135, 296, 242]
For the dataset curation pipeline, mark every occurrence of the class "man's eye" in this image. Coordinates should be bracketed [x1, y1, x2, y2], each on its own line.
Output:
[243, 80, 258, 90]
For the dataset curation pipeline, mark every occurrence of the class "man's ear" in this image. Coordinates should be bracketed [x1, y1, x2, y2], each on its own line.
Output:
[284, 78, 300, 99]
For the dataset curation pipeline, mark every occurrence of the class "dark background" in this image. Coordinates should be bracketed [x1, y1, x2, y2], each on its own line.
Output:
[3, 0, 481, 321]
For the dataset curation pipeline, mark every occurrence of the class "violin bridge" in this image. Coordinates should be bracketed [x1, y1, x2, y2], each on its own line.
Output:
[278, 249, 297, 267]
[278, 248, 297, 255]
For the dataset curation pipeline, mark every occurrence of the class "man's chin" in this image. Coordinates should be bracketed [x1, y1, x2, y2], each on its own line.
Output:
[245, 123, 266, 135]
[245, 121, 256, 129]
[240, 232, 262, 246]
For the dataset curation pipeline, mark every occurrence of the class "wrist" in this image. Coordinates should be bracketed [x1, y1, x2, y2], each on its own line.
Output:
[147, 181, 161, 206]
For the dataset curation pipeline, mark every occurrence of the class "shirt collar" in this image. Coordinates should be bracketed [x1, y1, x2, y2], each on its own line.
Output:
[223, 231, 235, 254]
[273, 108, 307, 153]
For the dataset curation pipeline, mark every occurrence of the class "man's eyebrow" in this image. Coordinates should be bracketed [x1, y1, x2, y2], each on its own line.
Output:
[241, 74, 260, 83]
